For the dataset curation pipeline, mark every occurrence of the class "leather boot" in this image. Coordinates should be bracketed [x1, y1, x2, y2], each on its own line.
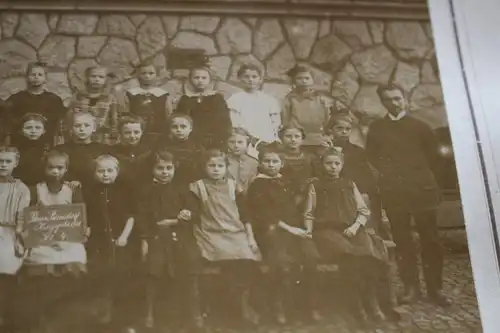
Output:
[275, 300, 287, 325]
[428, 290, 452, 307]
[241, 289, 260, 326]
[188, 278, 205, 330]
[398, 285, 421, 305]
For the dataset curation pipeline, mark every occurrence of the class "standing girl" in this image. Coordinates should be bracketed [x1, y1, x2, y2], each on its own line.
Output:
[5, 62, 66, 147]
[83, 155, 137, 331]
[0, 146, 30, 329]
[20, 150, 87, 331]
[175, 66, 232, 149]
[227, 64, 281, 145]
[189, 149, 261, 326]
[139, 150, 203, 330]
[282, 64, 348, 156]
[303, 148, 399, 329]
[66, 66, 119, 145]
[122, 61, 172, 146]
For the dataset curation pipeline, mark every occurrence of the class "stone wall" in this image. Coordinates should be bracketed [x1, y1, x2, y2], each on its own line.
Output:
[0, 12, 446, 139]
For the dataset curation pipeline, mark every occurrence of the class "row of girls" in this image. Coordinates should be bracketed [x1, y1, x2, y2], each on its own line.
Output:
[0, 60, 399, 332]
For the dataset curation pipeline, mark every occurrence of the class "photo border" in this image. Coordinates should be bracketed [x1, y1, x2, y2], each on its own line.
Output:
[429, 1, 500, 331]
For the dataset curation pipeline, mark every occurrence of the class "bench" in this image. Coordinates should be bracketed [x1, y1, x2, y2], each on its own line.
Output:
[200, 239, 396, 276]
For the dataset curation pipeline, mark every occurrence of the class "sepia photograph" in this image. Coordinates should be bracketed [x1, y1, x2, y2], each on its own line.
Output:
[0, 0, 488, 332]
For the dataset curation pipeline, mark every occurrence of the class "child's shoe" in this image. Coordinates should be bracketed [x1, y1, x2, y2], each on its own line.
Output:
[241, 291, 260, 326]
[190, 314, 205, 332]
[144, 315, 154, 329]
[311, 310, 323, 322]
[275, 301, 287, 325]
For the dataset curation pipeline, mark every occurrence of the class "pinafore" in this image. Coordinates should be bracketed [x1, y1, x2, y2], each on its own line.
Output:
[190, 179, 261, 262]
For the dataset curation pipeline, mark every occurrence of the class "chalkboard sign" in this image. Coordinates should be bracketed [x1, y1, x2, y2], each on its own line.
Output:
[23, 204, 87, 248]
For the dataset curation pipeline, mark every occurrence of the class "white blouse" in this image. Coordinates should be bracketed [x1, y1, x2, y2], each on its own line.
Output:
[227, 91, 281, 143]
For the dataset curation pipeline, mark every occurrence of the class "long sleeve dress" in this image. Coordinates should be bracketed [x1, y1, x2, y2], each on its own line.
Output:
[175, 92, 232, 149]
[110, 140, 153, 188]
[303, 176, 386, 262]
[12, 135, 50, 187]
[246, 174, 319, 268]
[123, 86, 172, 146]
[6, 90, 66, 147]
[227, 91, 281, 144]
[161, 137, 205, 188]
[280, 150, 318, 206]
[0, 177, 30, 275]
[138, 179, 202, 277]
[189, 178, 261, 262]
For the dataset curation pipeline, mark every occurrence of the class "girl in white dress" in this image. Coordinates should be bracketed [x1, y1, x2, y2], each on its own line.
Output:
[20, 149, 87, 331]
[0, 146, 30, 329]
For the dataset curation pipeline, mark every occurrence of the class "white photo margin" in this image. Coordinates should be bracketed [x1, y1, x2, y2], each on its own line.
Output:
[428, 1, 500, 331]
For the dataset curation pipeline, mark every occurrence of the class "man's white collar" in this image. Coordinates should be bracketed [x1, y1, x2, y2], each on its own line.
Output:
[388, 111, 407, 121]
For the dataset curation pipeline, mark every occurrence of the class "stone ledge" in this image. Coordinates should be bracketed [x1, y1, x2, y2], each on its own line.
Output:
[0, 1, 429, 20]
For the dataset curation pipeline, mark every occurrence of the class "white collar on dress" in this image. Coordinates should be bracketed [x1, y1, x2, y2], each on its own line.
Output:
[127, 86, 168, 97]
[255, 173, 282, 179]
[184, 89, 217, 97]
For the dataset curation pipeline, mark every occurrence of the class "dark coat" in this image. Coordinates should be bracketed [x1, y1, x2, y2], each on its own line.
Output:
[365, 115, 441, 212]
[340, 142, 378, 196]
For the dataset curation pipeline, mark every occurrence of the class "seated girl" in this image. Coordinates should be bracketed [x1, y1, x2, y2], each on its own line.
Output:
[304, 147, 400, 330]
[247, 143, 320, 324]
[189, 149, 261, 326]
[20, 150, 87, 331]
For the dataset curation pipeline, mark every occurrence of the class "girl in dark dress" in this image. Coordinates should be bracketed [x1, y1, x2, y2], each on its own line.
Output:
[304, 148, 399, 329]
[82, 155, 137, 332]
[327, 111, 387, 237]
[5, 62, 66, 147]
[138, 150, 203, 330]
[161, 113, 205, 188]
[56, 112, 109, 190]
[12, 113, 51, 186]
[122, 61, 172, 146]
[278, 126, 318, 207]
[110, 114, 152, 188]
[175, 66, 232, 149]
[247, 144, 320, 325]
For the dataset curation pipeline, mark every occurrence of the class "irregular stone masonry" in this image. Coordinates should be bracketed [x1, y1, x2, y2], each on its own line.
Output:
[0, 13, 448, 143]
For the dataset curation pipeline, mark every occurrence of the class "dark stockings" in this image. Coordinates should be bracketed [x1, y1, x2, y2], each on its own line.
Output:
[0, 274, 16, 328]
[218, 260, 258, 326]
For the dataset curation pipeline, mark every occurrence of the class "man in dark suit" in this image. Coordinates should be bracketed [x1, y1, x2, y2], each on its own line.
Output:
[366, 84, 451, 307]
